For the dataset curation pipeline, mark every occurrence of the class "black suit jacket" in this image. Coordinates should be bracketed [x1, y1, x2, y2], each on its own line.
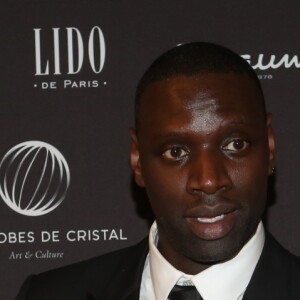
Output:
[16, 233, 300, 300]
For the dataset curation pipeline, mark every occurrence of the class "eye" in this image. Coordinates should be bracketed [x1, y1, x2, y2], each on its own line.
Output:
[223, 139, 249, 152]
[162, 146, 188, 160]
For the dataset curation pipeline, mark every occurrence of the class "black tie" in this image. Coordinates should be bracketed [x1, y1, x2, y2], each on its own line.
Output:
[168, 285, 203, 300]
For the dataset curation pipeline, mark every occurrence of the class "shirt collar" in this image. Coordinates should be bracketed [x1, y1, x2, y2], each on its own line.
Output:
[149, 222, 185, 300]
[148, 221, 265, 300]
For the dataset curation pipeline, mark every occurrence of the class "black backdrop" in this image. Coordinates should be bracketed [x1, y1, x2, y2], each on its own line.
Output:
[1, 1, 300, 299]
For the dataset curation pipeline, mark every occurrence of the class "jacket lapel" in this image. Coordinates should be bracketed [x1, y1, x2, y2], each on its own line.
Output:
[243, 232, 293, 300]
[97, 238, 149, 300]
[123, 288, 141, 300]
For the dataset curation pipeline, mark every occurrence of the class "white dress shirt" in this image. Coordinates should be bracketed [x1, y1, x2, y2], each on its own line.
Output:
[140, 221, 265, 300]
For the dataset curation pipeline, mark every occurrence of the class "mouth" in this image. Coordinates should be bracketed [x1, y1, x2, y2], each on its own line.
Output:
[185, 210, 237, 241]
[196, 214, 225, 223]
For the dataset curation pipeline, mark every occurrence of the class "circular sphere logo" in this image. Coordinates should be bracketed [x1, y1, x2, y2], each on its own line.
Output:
[0, 141, 70, 216]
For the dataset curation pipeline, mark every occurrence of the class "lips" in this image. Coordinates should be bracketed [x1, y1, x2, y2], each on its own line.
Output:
[185, 205, 238, 241]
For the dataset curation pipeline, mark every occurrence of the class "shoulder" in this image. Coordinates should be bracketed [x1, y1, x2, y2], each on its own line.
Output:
[264, 232, 300, 270]
[39, 237, 148, 281]
[245, 232, 300, 299]
[16, 238, 148, 300]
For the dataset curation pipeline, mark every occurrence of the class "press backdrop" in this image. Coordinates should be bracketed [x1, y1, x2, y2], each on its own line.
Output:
[1, 1, 300, 299]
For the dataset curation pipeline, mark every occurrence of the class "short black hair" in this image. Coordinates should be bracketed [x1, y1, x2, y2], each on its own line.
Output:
[135, 42, 265, 129]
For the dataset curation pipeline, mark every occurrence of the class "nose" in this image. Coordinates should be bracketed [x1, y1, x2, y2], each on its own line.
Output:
[186, 149, 232, 195]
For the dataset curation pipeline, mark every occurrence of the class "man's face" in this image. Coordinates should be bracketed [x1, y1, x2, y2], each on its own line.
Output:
[130, 73, 275, 274]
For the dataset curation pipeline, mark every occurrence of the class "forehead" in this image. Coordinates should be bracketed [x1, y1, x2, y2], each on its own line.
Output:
[138, 73, 265, 132]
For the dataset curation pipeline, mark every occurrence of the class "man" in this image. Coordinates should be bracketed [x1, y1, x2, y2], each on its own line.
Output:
[16, 42, 300, 300]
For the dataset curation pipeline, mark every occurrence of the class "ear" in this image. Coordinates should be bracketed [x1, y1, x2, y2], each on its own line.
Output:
[266, 113, 276, 175]
[129, 128, 145, 187]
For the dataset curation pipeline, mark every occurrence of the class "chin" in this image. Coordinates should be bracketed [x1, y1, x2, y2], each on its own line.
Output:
[181, 233, 250, 265]
[191, 247, 240, 264]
